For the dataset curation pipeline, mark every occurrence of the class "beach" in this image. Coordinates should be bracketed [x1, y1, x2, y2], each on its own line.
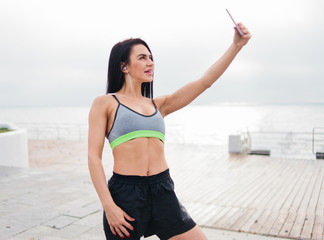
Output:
[2, 139, 323, 239]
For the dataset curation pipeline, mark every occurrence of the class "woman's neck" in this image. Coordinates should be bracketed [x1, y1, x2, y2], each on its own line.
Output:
[119, 74, 144, 98]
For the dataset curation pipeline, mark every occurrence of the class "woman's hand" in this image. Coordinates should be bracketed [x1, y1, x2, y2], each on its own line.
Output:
[233, 23, 252, 48]
[105, 204, 135, 238]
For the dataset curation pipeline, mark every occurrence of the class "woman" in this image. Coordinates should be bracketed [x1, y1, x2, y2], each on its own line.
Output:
[88, 23, 251, 240]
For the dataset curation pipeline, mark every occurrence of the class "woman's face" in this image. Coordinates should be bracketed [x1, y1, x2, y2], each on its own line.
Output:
[126, 44, 154, 83]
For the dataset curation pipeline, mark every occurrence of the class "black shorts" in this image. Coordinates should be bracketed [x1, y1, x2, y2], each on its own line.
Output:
[103, 169, 196, 240]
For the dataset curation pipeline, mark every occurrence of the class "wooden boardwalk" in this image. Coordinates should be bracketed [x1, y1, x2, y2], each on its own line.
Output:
[3, 140, 320, 240]
[165, 143, 324, 240]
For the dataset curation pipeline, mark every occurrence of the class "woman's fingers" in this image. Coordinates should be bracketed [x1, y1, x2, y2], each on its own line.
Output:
[233, 22, 252, 46]
[124, 212, 135, 222]
[124, 221, 134, 231]
[114, 226, 125, 238]
[119, 225, 131, 238]
[109, 221, 129, 238]
[238, 23, 249, 35]
[105, 206, 135, 238]
[123, 212, 135, 231]
[107, 213, 134, 238]
[109, 225, 117, 236]
[110, 224, 124, 238]
[243, 33, 252, 39]
[110, 222, 132, 238]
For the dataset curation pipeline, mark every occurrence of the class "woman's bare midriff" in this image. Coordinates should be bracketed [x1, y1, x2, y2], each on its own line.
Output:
[111, 137, 168, 176]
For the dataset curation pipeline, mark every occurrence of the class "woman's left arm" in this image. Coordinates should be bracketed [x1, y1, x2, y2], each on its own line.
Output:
[156, 23, 252, 117]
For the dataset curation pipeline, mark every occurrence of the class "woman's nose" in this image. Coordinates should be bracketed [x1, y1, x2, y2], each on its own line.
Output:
[147, 59, 154, 66]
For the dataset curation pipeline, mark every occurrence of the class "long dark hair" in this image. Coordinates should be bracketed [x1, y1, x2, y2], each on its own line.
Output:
[106, 38, 154, 98]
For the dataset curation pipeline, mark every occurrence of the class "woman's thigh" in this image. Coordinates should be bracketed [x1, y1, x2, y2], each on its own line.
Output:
[168, 225, 208, 240]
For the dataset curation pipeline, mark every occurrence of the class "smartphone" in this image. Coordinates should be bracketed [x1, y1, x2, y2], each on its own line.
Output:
[226, 9, 244, 36]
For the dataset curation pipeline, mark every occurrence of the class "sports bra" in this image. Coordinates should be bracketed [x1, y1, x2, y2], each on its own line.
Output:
[106, 94, 165, 149]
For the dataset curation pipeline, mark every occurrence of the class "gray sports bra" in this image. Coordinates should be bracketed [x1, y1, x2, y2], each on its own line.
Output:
[106, 94, 165, 149]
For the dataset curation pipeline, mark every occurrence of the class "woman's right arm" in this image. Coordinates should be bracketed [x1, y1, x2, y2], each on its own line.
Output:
[88, 96, 134, 238]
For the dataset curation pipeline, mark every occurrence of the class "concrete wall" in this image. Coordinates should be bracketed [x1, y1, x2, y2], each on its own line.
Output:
[0, 123, 29, 167]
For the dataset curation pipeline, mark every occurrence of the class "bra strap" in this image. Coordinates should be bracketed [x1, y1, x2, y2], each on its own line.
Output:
[151, 98, 157, 109]
[112, 94, 120, 104]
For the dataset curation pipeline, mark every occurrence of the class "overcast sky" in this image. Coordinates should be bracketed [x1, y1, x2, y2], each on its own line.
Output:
[1, 0, 324, 107]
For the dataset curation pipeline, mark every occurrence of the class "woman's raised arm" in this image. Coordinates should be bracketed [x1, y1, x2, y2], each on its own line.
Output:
[155, 23, 251, 117]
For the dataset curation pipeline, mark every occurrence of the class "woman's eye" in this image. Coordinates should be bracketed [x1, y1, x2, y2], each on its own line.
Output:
[139, 56, 153, 61]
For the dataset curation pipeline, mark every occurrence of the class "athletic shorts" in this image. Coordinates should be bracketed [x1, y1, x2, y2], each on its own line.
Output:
[103, 169, 196, 240]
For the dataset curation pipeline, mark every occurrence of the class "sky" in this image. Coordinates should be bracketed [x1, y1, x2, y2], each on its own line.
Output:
[1, 0, 324, 107]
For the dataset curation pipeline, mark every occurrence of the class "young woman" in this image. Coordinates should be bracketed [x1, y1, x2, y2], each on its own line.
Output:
[88, 23, 251, 240]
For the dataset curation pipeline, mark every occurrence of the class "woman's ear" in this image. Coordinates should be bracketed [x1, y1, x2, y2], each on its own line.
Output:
[121, 63, 127, 73]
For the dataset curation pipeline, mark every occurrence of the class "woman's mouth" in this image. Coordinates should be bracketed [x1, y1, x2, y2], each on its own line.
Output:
[144, 70, 153, 75]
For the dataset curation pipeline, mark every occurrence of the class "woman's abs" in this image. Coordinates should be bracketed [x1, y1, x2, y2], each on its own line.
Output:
[111, 138, 168, 176]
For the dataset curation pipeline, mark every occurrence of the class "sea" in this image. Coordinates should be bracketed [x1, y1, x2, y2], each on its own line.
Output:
[1, 102, 324, 160]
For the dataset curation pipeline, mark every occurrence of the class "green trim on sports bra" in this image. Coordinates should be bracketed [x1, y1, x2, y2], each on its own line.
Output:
[110, 130, 165, 149]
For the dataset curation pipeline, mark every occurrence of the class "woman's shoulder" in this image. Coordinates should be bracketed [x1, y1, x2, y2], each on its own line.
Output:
[90, 94, 117, 111]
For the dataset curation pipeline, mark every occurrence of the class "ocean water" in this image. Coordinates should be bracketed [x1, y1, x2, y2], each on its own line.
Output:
[1, 103, 324, 159]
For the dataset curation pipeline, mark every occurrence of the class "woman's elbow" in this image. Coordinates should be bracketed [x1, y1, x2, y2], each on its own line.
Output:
[88, 154, 101, 167]
[198, 77, 213, 89]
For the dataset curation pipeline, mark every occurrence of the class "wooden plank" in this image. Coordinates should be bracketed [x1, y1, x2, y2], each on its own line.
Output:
[198, 179, 231, 204]
[311, 214, 324, 240]
[181, 183, 208, 202]
[231, 208, 256, 231]
[271, 162, 308, 212]
[303, 167, 324, 239]
[281, 163, 313, 212]
[223, 159, 286, 208]
[186, 202, 206, 220]
[222, 156, 283, 209]
[268, 211, 289, 236]
[193, 203, 216, 223]
[290, 213, 307, 238]
[301, 214, 316, 239]
[278, 212, 297, 238]
[213, 207, 241, 229]
[298, 168, 319, 213]
[206, 165, 263, 205]
[178, 153, 231, 201]
[209, 206, 232, 227]
[249, 210, 271, 233]
[269, 162, 316, 236]
[201, 177, 237, 205]
[289, 166, 316, 213]
[214, 156, 279, 205]
[252, 161, 295, 211]
[237, 160, 290, 209]
[315, 170, 324, 215]
[240, 209, 264, 233]
[258, 211, 279, 235]
[198, 205, 223, 226]
[218, 208, 247, 230]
